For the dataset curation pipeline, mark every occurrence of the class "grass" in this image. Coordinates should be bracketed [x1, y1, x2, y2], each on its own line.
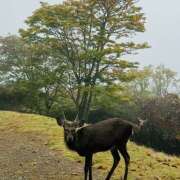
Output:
[0, 111, 180, 180]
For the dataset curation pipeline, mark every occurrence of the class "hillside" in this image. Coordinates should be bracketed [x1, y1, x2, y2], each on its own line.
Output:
[0, 111, 179, 180]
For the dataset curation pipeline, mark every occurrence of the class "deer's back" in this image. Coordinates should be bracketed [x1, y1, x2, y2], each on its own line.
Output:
[75, 118, 132, 155]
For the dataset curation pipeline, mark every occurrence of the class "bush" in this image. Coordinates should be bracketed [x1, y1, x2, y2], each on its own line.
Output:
[133, 94, 180, 155]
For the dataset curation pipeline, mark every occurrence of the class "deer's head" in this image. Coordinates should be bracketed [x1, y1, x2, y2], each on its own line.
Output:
[56, 113, 81, 143]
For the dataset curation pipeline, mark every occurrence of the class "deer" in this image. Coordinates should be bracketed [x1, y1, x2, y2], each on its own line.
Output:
[56, 115, 146, 180]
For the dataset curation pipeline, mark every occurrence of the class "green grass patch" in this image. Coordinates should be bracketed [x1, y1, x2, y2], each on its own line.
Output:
[0, 111, 179, 180]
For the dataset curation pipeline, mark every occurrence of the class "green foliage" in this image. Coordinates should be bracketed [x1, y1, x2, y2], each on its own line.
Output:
[0, 35, 69, 115]
[0, 85, 25, 111]
[19, 0, 148, 121]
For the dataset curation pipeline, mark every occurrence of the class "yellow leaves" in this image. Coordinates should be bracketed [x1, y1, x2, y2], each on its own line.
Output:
[132, 15, 142, 23]
[20, 0, 148, 53]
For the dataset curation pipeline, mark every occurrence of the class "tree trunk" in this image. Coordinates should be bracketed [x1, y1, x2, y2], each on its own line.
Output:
[77, 86, 93, 123]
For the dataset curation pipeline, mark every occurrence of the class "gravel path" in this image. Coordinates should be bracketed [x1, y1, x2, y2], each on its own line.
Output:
[0, 130, 103, 180]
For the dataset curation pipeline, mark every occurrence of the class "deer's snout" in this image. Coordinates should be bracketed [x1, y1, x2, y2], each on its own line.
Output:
[65, 129, 76, 142]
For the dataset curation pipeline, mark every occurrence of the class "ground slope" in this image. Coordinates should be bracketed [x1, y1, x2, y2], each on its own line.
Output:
[0, 111, 179, 180]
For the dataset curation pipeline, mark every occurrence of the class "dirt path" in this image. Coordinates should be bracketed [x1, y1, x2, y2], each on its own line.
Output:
[0, 129, 103, 180]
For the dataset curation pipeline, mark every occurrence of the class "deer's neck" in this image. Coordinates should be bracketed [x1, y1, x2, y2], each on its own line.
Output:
[66, 141, 76, 151]
[64, 132, 86, 156]
[64, 135, 77, 151]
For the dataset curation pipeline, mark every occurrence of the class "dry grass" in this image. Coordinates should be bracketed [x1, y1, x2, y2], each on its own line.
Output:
[0, 111, 179, 180]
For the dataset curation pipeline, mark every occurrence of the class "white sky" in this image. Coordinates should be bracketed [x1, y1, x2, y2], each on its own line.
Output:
[0, 0, 180, 73]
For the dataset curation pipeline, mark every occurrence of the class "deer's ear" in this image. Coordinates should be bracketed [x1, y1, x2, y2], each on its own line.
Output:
[56, 118, 65, 127]
[74, 119, 85, 127]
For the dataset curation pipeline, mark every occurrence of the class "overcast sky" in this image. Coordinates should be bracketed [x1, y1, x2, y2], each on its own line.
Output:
[0, 0, 180, 73]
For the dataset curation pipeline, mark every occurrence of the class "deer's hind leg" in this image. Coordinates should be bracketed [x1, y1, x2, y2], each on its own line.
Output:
[105, 147, 120, 180]
[118, 144, 130, 180]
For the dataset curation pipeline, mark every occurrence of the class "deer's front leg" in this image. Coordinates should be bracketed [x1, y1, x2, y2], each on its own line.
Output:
[88, 154, 93, 180]
[84, 155, 90, 180]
